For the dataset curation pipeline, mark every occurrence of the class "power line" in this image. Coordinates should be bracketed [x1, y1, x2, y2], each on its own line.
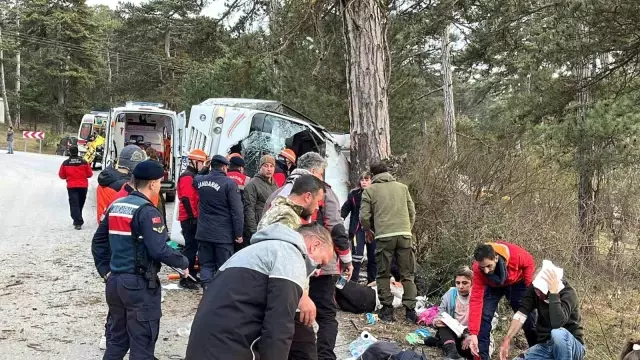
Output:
[3, 30, 192, 73]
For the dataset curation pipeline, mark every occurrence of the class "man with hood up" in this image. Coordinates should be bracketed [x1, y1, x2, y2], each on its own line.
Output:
[96, 145, 148, 224]
[185, 223, 335, 360]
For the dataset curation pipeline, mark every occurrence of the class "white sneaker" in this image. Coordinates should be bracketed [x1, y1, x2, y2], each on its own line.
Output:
[99, 335, 107, 350]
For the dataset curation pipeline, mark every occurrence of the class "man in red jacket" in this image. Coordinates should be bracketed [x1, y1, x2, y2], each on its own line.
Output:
[178, 149, 208, 290]
[227, 155, 251, 252]
[467, 241, 538, 360]
[59, 146, 93, 230]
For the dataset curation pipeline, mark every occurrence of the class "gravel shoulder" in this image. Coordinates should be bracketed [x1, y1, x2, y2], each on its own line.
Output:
[0, 152, 353, 359]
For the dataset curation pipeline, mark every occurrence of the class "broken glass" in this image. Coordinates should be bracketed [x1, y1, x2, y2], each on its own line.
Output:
[236, 114, 307, 177]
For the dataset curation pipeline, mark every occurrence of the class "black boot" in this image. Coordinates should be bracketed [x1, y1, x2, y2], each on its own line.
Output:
[423, 336, 439, 347]
[405, 308, 417, 324]
[378, 305, 396, 322]
[442, 342, 463, 360]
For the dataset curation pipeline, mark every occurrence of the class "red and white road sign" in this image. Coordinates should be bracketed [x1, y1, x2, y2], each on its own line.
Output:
[22, 131, 45, 140]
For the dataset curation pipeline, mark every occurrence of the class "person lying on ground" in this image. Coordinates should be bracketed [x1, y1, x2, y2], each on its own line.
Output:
[467, 241, 538, 359]
[185, 223, 335, 360]
[498, 265, 585, 360]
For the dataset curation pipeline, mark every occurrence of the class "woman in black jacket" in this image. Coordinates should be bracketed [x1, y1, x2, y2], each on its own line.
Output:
[341, 171, 376, 284]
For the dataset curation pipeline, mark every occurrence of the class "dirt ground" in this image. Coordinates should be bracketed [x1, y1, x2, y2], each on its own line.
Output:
[0, 152, 360, 359]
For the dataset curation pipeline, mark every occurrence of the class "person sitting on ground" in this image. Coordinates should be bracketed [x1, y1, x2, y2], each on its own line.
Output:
[498, 264, 585, 360]
[620, 339, 640, 360]
[341, 171, 376, 284]
[423, 266, 475, 360]
[185, 223, 335, 360]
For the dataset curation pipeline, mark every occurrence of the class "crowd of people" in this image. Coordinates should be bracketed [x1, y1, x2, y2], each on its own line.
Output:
[51, 142, 629, 360]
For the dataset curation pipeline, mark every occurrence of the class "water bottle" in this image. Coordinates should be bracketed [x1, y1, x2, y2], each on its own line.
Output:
[335, 273, 349, 289]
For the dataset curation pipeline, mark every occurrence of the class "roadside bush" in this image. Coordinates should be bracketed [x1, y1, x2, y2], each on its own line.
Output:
[395, 132, 640, 359]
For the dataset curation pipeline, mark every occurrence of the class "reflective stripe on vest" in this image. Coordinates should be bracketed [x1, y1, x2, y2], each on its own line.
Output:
[108, 194, 152, 274]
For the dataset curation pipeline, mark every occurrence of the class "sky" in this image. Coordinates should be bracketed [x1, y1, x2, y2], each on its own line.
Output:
[86, 0, 226, 18]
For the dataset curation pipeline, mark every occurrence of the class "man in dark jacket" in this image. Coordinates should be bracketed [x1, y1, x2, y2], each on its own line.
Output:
[185, 223, 335, 360]
[193, 154, 244, 289]
[177, 149, 208, 290]
[341, 171, 375, 284]
[227, 155, 251, 252]
[244, 155, 278, 240]
[96, 145, 147, 225]
[58, 145, 93, 230]
[498, 263, 585, 360]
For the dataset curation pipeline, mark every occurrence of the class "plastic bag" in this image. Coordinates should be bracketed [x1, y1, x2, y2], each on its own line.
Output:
[349, 331, 378, 357]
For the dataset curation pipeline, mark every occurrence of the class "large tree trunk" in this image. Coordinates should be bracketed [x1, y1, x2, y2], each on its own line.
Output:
[15, 0, 20, 129]
[0, 19, 13, 128]
[576, 55, 597, 258]
[340, 0, 391, 185]
[441, 23, 457, 160]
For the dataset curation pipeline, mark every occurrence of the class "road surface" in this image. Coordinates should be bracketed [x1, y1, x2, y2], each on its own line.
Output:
[0, 151, 351, 359]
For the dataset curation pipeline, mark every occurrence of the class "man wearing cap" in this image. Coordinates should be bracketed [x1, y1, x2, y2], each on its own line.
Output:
[274, 148, 297, 187]
[58, 145, 93, 230]
[193, 154, 244, 289]
[96, 145, 148, 224]
[177, 149, 208, 290]
[244, 155, 278, 241]
[92, 160, 189, 359]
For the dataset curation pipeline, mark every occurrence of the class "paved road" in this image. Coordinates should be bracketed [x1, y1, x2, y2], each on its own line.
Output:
[0, 151, 351, 359]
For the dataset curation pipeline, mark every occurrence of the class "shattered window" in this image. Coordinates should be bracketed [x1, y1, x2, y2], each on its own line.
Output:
[239, 114, 306, 177]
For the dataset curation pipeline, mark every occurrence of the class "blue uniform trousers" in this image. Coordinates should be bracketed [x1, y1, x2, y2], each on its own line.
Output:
[197, 241, 234, 285]
[104, 273, 161, 360]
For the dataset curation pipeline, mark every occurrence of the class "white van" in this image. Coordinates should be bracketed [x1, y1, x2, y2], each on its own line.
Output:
[169, 98, 350, 245]
[103, 101, 187, 202]
[77, 112, 109, 154]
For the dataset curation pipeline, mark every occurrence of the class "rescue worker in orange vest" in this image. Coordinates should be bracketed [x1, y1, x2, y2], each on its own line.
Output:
[227, 154, 251, 252]
[274, 148, 296, 188]
[177, 149, 208, 290]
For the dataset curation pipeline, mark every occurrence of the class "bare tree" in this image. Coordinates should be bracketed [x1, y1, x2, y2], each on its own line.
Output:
[442, 23, 457, 160]
[340, 0, 391, 184]
[14, 0, 20, 129]
[0, 12, 12, 128]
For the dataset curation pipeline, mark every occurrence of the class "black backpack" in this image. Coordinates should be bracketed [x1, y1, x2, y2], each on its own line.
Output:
[335, 280, 377, 314]
[360, 342, 402, 360]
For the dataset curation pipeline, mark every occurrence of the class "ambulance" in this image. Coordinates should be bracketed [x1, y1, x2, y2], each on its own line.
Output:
[169, 98, 350, 245]
[77, 111, 109, 155]
[103, 101, 187, 202]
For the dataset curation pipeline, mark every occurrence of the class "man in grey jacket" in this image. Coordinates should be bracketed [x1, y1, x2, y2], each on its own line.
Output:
[244, 155, 278, 240]
[264, 152, 353, 360]
[186, 223, 335, 360]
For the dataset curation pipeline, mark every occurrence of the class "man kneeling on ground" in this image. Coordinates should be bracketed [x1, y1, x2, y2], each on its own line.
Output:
[185, 223, 335, 360]
[498, 263, 585, 360]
